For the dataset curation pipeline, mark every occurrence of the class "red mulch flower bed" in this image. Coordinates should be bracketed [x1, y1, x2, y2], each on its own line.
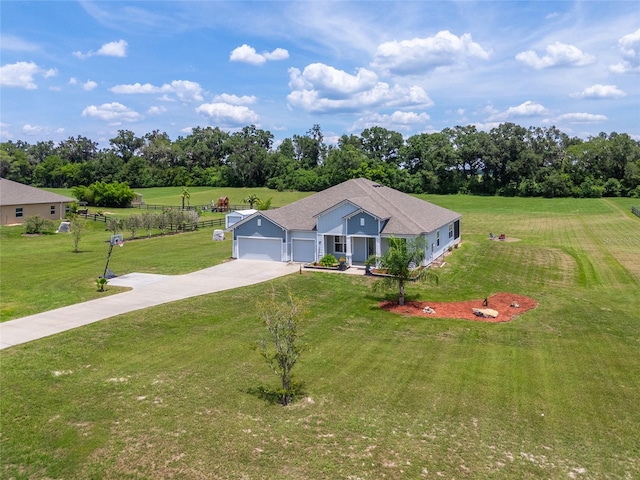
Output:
[380, 292, 537, 323]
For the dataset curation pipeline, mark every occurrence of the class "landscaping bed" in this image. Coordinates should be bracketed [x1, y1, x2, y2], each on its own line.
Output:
[380, 292, 537, 322]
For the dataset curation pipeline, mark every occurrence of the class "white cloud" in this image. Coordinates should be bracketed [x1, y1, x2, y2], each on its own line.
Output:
[213, 94, 256, 105]
[81, 102, 142, 122]
[291, 64, 378, 97]
[351, 111, 431, 132]
[229, 44, 289, 65]
[609, 29, 640, 73]
[556, 113, 607, 123]
[504, 101, 547, 117]
[69, 78, 96, 91]
[111, 82, 158, 94]
[516, 42, 595, 69]
[22, 124, 48, 135]
[82, 80, 98, 91]
[0, 34, 39, 52]
[195, 103, 259, 125]
[287, 63, 433, 113]
[0, 61, 56, 89]
[110, 80, 203, 102]
[569, 84, 626, 99]
[0, 122, 12, 140]
[147, 105, 167, 115]
[371, 30, 490, 74]
[98, 39, 128, 57]
[74, 39, 128, 59]
[170, 80, 204, 102]
[487, 101, 548, 121]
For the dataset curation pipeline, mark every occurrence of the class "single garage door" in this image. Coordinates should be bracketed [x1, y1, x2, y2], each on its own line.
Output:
[292, 239, 315, 263]
[238, 237, 282, 261]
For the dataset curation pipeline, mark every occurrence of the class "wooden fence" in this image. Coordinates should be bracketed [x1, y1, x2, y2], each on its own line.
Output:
[79, 213, 225, 231]
[131, 203, 253, 213]
[632, 206, 640, 218]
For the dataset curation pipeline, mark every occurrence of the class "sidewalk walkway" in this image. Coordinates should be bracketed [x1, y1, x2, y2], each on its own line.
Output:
[0, 260, 300, 350]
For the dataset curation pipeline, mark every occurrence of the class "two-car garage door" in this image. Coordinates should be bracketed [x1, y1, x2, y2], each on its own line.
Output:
[237, 237, 282, 261]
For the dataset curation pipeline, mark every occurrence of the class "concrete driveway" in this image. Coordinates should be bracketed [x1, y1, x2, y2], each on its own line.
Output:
[0, 260, 300, 350]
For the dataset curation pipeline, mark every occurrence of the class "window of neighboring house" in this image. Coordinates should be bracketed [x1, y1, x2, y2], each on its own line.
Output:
[360, 217, 365, 227]
[334, 235, 346, 253]
[51, 205, 56, 215]
[436, 230, 440, 247]
[257, 218, 262, 227]
[15, 207, 23, 218]
[448, 223, 454, 239]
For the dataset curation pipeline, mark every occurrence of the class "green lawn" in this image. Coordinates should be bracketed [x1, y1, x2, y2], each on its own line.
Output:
[47, 186, 313, 210]
[1, 195, 639, 479]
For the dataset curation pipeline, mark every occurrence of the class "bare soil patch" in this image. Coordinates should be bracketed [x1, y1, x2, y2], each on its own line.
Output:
[380, 292, 537, 323]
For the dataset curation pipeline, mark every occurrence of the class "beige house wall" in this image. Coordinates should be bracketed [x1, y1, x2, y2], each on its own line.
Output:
[0, 202, 69, 226]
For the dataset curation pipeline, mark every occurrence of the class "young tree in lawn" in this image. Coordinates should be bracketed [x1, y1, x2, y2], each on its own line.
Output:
[180, 186, 190, 209]
[69, 215, 87, 253]
[124, 214, 141, 239]
[106, 216, 123, 235]
[369, 236, 438, 306]
[256, 288, 307, 406]
[243, 193, 260, 209]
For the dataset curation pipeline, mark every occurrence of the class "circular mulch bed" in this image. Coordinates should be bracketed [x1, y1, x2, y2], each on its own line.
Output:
[380, 292, 537, 323]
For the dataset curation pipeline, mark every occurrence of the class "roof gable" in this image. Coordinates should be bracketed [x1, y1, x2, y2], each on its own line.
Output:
[0, 178, 74, 206]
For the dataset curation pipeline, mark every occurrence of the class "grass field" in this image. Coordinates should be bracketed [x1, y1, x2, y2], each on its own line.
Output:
[1, 191, 639, 479]
[48, 186, 313, 211]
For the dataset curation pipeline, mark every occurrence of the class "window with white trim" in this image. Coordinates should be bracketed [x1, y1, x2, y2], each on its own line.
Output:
[15, 207, 23, 218]
[257, 218, 262, 227]
[448, 223, 454, 239]
[360, 217, 365, 227]
[334, 235, 346, 253]
[51, 205, 56, 215]
[436, 230, 440, 247]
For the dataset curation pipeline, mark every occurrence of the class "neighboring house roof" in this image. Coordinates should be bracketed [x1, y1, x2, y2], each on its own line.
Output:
[244, 178, 461, 235]
[230, 209, 258, 216]
[0, 178, 74, 206]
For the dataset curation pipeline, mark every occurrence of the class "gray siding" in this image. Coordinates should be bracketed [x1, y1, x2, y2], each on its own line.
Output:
[317, 202, 357, 235]
[233, 215, 285, 240]
[347, 212, 379, 236]
[290, 230, 316, 240]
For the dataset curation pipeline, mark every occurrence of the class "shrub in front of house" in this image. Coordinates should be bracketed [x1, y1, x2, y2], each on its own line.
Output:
[318, 254, 338, 267]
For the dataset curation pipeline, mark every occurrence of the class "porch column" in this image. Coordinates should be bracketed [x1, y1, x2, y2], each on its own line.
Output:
[317, 233, 325, 259]
[346, 235, 352, 266]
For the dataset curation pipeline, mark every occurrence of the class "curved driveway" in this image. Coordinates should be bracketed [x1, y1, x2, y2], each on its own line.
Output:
[0, 260, 300, 350]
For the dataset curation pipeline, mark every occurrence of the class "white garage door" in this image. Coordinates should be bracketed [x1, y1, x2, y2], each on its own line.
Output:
[292, 239, 315, 262]
[238, 237, 282, 261]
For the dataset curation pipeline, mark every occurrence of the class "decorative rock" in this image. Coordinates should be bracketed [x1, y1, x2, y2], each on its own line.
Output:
[423, 306, 436, 314]
[472, 308, 499, 318]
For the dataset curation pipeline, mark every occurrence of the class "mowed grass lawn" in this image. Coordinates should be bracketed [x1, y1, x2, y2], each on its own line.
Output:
[1, 193, 639, 479]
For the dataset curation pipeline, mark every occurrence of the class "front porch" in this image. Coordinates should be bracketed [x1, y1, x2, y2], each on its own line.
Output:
[320, 234, 379, 266]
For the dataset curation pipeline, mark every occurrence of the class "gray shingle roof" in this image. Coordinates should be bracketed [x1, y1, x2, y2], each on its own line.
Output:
[261, 178, 460, 235]
[0, 178, 74, 206]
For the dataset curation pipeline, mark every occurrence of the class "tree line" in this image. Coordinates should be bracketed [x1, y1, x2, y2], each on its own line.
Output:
[1, 123, 639, 198]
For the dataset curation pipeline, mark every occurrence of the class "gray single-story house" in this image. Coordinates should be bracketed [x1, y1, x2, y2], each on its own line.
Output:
[228, 178, 461, 266]
[0, 178, 74, 226]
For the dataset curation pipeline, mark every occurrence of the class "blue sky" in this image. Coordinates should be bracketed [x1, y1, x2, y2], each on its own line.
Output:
[1, 1, 639, 148]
